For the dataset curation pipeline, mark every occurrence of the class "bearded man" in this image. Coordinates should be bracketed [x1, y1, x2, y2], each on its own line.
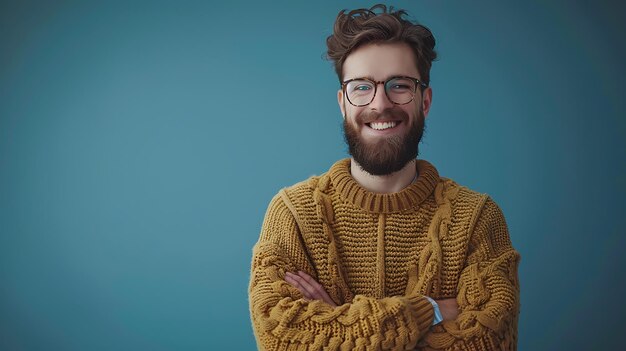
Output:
[249, 4, 520, 351]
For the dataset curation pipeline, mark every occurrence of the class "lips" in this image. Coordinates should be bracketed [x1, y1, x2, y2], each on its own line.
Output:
[359, 109, 407, 133]
[367, 121, 399, 130]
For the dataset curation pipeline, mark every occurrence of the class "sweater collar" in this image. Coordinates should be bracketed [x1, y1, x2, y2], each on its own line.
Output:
[328, 158, 439, 213]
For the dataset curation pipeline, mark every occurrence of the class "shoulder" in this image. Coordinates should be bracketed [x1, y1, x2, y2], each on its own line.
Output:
[438, 177, 489, 209]
[281, 176, 320, 201]
[437, 177, 506, 230]
[260, 172, 327, 228]
[440, 178, 514, 255]
[278, 158, 348, 203]
[259, 179, 317, 245]
[278, 169, 334, 209]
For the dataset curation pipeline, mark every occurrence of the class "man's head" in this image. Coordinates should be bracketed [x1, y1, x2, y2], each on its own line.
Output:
[326, 4, 437, 176]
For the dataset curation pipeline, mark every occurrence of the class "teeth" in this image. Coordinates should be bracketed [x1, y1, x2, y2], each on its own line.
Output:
[370, 121, 398, 130]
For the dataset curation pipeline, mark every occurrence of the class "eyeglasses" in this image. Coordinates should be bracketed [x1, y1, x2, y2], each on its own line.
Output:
[341, 76, 428, 107]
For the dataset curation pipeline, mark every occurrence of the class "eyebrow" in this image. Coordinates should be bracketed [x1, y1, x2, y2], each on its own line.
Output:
[344, 74, 418, 82]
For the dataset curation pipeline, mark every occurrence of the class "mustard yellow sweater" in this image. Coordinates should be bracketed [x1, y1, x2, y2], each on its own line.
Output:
[249, 159, 520, 350]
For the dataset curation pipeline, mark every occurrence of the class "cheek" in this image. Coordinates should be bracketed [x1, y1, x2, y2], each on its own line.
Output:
[346, 107, 366, 125]
[405, 103, 421, 120]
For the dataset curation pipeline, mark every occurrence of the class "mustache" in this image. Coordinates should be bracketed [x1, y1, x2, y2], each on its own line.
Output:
[357, 108, 409, 124]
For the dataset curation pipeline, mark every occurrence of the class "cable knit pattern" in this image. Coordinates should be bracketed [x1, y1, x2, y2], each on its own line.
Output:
[249, 159, 520, 350]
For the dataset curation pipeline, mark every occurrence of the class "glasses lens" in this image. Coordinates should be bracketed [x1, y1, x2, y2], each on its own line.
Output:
[385, 77, 416, 104]
[346, 80, 375, 106]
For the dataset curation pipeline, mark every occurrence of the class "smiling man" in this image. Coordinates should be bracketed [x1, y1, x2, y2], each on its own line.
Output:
[249, 4, 520, 351]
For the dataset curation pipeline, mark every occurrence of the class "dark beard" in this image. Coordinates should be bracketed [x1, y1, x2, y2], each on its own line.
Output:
[343, 107, 425, 176]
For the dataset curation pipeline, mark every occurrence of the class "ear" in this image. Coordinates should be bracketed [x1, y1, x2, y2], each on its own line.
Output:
[421, 87, 433, 118]
[337, 89, 346, 119]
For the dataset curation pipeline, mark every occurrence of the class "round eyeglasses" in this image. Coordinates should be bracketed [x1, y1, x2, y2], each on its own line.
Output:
[341, 76, 428, 107]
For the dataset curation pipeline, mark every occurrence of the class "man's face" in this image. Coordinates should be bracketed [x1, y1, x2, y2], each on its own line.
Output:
[338, 42, 432, 176]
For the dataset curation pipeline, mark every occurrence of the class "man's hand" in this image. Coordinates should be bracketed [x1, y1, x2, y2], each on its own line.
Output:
[284, 271, 337, 307]
[435, 298, 459, 321]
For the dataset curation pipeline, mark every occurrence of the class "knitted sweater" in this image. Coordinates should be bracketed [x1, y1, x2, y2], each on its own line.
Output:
[249, 159, 520, 351]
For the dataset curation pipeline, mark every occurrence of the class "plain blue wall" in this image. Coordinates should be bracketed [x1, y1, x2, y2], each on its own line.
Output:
[1, 1, 624, 350]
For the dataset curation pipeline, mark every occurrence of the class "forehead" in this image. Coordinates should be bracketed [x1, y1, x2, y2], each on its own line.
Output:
[343, 42, 419, 81]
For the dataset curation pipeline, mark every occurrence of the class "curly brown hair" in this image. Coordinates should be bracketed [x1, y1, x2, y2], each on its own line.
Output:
[326, 4, 436, 86]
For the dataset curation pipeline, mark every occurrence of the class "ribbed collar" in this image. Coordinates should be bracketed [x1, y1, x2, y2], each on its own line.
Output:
[328, 158, 440, 214]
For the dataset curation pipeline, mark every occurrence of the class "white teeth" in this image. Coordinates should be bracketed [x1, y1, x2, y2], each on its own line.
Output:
[369, 121, 398, 130]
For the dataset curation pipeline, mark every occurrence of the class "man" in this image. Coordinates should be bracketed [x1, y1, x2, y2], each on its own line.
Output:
[249, 4, 520, 351]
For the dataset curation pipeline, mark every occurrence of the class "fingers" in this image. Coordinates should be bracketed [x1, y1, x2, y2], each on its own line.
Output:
[297, 271, 337, 306]
[284, 272, 311, 299]
[295, 271, 337, 306]
[285, 271, 317, 299]
[284, 271, 337, 307]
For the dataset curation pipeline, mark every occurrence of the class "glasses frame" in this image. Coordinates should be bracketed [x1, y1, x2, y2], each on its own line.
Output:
[341, 76, 428, 107]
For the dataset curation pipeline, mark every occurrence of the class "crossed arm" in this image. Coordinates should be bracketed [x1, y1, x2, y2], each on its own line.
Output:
[284, 270, 459, 321]
[249, 195, 520, 350]
[249, 196, 438, 350]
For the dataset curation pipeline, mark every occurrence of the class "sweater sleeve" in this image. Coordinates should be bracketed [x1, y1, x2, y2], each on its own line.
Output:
[249, 194, 435, 351]
[419, 197, 521, 351]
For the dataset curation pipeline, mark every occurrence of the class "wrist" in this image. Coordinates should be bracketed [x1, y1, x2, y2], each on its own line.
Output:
[425, 296, 443, 325]
[406, 294, 437, 331]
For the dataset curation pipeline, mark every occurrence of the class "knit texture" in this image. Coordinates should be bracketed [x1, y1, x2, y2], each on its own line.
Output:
[249, 159, 520, 350]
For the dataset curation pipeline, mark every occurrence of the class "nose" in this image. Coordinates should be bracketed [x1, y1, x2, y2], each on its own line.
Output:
[369, 83, 394, 111]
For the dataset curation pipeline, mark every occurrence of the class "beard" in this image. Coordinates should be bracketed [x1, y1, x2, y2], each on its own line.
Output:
[343, 106, 425, 176]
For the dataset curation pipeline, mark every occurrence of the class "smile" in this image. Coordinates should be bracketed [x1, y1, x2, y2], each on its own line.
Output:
[366, 121, 400, 130]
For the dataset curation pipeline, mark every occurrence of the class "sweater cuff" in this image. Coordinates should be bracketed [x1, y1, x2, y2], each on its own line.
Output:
[406, 294, 435, 332]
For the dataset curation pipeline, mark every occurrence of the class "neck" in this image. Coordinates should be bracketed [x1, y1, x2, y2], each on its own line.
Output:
[350, 158, 417, 194]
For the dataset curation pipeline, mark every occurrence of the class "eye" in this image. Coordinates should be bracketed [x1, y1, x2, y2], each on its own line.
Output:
[387, 78, 415, 93]
[354, 84, 372, 91]
[391, 84, 410, 90]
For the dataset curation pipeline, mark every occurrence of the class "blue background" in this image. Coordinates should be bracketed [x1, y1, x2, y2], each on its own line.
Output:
[1, 0, 624, 350]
